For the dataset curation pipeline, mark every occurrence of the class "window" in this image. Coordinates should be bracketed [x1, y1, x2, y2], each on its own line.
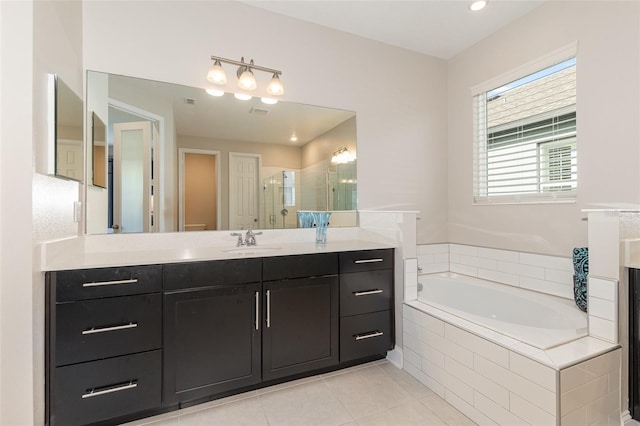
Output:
[473, 56, 577, 203]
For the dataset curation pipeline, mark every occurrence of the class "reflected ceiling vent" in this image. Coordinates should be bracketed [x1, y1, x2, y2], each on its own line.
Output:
[184, 98, 196, 105]
[249, 107, 270, 116]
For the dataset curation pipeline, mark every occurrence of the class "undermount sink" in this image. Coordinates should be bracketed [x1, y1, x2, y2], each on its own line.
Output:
[223, 246, 282, 255]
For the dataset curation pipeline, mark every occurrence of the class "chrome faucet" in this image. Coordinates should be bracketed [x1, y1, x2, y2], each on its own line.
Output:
[230, 229, 263, 246]
[245, 229, 262, 246]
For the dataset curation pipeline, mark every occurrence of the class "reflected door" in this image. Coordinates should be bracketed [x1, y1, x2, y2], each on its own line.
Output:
[113, 121, 152, 233]
[229, 153, 259, 230]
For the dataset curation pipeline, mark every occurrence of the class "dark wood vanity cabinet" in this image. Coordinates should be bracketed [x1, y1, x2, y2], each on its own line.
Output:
[46, 265, 163, 426]
[162, 258, 262, 406]
[262, 253, 340, 381]
[339, 249, 395, 362]
[45, 248, 394, 425]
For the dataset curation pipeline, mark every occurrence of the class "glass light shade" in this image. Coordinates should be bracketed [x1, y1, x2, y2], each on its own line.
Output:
[238, 69, 257, 91]
[266, 74, 284, 96]
[207, 61, 227, 85]
[205, 88, 225, 97]
[261, 97, 278, 105]
[234, 93, 252, 101]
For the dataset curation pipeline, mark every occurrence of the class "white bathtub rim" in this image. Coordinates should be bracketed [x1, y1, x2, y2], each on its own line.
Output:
[416, 272, 587, 350]
[404, 300, 619, 370]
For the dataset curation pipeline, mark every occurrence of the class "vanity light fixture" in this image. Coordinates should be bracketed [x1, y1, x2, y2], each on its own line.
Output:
[261, 97, 278, 105]
[290, 134, 298, 142]
[469, 0, 488, 11]
[207, 59, 227, 84]
[234, 93, 252, 101]
[207, 55, 284, 96]
[331, 147, 356, 164]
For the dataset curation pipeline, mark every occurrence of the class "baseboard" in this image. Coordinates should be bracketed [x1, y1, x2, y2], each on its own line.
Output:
[623, 410, 639, 425]
[386, 346, 403, 368]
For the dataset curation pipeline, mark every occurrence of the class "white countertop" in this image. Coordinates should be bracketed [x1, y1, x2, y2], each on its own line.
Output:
[39, 228, 397, 271]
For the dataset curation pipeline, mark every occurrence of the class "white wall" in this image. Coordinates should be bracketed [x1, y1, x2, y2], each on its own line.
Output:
[82, 0, 449, 244]
[1, 0, 83, 423]
[447, 1, 640, 257]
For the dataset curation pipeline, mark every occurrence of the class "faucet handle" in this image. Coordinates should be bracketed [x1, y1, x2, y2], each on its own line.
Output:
[230, 232, 245, 246]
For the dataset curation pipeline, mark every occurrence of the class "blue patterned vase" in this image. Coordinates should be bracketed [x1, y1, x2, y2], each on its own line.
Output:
[572, 247, 588, 312]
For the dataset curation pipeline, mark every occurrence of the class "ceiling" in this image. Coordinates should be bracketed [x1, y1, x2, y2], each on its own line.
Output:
[240, 0, 545, 59]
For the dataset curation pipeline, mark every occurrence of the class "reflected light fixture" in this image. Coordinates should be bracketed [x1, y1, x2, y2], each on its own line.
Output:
[290, 134, 298, 142]
[207, 55, 284, 97]
[261, 97, 278, 105]
[331, 147, 356, 164]
[469, 0, 487, 11]
[234, 93, 252, 101]
[205, 88, 225, 97]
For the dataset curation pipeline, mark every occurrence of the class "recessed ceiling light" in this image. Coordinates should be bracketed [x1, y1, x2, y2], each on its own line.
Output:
[469, 0, 487, 11]
[234, 93, 252, 101]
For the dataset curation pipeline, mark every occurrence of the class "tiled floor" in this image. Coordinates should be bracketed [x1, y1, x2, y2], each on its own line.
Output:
[125, 360, 476, 426]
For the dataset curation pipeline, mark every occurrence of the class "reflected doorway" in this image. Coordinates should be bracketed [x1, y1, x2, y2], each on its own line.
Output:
[179, 148, 221, 231]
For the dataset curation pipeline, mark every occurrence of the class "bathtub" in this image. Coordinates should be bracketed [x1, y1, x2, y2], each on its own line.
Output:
[417, 272, 588, 349]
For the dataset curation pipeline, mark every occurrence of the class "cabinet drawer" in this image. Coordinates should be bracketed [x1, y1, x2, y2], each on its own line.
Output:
[340, 269, 393, 317]
[53, 350, 161, 426]
[164, 258, 261, 291]
[340, 310, 393, 363]
[263, 253, 339, 281]
[55, 294, 161, 366]
[339, 249, 394, 273]
[53, 265, 162, 302]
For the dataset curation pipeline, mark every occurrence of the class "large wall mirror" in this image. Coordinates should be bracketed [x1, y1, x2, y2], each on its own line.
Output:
[49, 74, 83, 181]
[86, 71, 357, 234]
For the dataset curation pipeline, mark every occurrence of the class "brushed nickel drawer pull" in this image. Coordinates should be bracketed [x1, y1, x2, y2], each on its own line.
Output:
[255, 291, 260, 331]
[354, 331, 384, 341]
[82, 322, 138, 335]
[82, 381, 138, 399]
[353, 289, 383, 296]
[354, 258, 384, 264]
[82, 278, 138, 288]
[266, 290, 271, 328]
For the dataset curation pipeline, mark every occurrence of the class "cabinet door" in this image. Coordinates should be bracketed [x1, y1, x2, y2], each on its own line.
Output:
[163, 283, 261, 405]
[262, 275, 339, 381]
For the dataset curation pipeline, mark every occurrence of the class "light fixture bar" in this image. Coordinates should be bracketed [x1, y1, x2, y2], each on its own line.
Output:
[210, 56, 282, 76]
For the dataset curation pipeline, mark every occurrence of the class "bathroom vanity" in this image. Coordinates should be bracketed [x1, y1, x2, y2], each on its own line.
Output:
[44, 246, 394, 426]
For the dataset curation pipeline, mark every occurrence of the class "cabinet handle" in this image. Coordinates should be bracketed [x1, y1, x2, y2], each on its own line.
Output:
[82, 278, 138, 288]
[255, 291, 260, 331]
[82, 322, 138, 335]
[354, 258, 384, 264]
[353, 289, 383, 296]
[354, 331, 384, 341]
[82, 381, 138, 399]
[266, 290, 271, 328]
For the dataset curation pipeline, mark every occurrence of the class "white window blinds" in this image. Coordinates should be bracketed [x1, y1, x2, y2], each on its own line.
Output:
[473, 57, 577, 204]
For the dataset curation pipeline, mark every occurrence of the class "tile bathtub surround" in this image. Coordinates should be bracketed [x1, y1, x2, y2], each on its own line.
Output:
[416, 243, 575, 300]
[417, 243, 450, 274]
[559, 349, 621, 425]
[588, 277, 619, 344]
[122, 360, 476, 426]
[402, 304, 622, 426]
[404, 258, 418, 301]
